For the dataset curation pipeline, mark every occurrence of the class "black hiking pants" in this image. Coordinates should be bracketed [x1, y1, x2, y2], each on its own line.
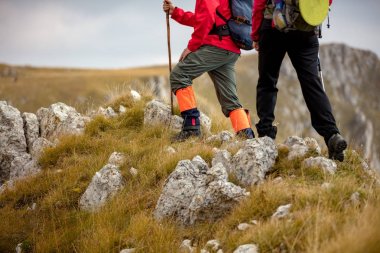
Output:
[256, 28, 339, 144]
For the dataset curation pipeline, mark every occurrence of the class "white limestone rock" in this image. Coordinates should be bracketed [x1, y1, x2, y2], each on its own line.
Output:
[130, 90, 141, 101]
[120, 248, 136, 253]
[238, 223, 253, 231]
[1, 101, 39, 183]
[165, 146, 177, 154]
[9, 154, 40, 181]
[98, 106, 118, 118]
[179, 239, 196, 253]
[205, 239, 221, 251]
[119, 105, 127, 114]
[79, 164, 126, 212]
[233, 244, 259, 253]
[231, 137, 278, 186]
[206, 131, 234, 143]
[200, 112, 212, 133]
[284, 136, 321, 160]
[154, 156, 249, 225]
[37, 102, 87, 140]
[272, 204, 292, 219]
[212, 149, 232, 173]
[22, 112, 39, 151]
[303, 157, 337, 175]
[30, 137, 54, 160]
[108, 152, 126, 167]
[129, 167, 138, 177]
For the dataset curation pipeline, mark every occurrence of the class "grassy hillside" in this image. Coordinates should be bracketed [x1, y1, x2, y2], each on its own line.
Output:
[0, 93, 379, 253]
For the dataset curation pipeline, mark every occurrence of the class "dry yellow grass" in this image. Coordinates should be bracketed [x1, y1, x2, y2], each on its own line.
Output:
[0, 92, 379, 253]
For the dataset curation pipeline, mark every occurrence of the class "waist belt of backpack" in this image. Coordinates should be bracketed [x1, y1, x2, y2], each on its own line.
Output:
[209, 24, 230, 40]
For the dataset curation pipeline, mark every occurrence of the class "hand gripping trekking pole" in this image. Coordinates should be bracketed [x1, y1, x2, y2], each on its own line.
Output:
[166, 10, 174, 115]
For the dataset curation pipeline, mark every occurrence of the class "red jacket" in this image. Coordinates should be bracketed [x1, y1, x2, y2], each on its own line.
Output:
[171, 0, 241, 54]
[251, 0, 333, 42]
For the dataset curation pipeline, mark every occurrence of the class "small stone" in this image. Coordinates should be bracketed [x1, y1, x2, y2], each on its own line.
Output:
[130, 90, 141, 101]
[165, 146, 176, 154]
[273, 177, 283, 184]
[27, 202, 37, 211]
[179, 239, 195, 253]
[205, 239, 221, 251]
[16, 243, 22, 253]
[108, 152, 126, 167]
[130, 167, 138, 177]
[272, 204, 292, 219]
[238, 223, 253, 231]
[321, 182, 333, 189]
[350, 192, 360, 206]
[120, 248, 136, 253]
[233, 244, 258, 253]
[250, 220, 259, 225]
[119, 105, 127, 114]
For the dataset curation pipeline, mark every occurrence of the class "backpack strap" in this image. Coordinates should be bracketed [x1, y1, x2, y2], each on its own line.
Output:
[216, 9, 229, 23]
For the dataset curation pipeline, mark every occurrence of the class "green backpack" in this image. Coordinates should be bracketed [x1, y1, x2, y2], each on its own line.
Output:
[265, 0, 326, 32]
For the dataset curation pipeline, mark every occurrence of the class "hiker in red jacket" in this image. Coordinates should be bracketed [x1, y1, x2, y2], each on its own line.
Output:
[163, 0, 255, 141]
[252, 0, 347, 161]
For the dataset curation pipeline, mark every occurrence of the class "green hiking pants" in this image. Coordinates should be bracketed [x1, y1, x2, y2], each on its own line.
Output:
[170, 45, 242, 117]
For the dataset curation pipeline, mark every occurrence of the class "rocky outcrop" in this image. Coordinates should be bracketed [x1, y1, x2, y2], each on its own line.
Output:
[231, 137, 278, 186]
[0, 101, 40, 184]
[79, 152, 126, 212]
[144, 99, 212, 132]
[154, 156, 249, 225]
[37, 102, 89, 140]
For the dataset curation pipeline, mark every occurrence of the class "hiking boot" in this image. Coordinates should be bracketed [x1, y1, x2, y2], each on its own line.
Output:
[171, 129, 201, 142]
[236, 128, 255, 139]
[327, 133, 347, 162]
[257, 125, 277, 139]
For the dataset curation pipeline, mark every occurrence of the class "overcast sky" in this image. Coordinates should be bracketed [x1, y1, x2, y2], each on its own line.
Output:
[0, 0, 379, 68]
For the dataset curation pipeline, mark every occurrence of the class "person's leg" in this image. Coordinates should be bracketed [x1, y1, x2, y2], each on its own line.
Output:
[207, 48, 254, 139]
[287, 31, 347, 161]
[256, 29, 287, 139]
[170, 45, 235, 140]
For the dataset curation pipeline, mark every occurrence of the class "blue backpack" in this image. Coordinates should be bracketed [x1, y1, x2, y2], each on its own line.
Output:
[212, 0, 253, 50]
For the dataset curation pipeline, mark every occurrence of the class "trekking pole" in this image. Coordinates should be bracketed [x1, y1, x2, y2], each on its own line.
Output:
[166, 8, 174, 115]
[318, 55, 326, 92]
